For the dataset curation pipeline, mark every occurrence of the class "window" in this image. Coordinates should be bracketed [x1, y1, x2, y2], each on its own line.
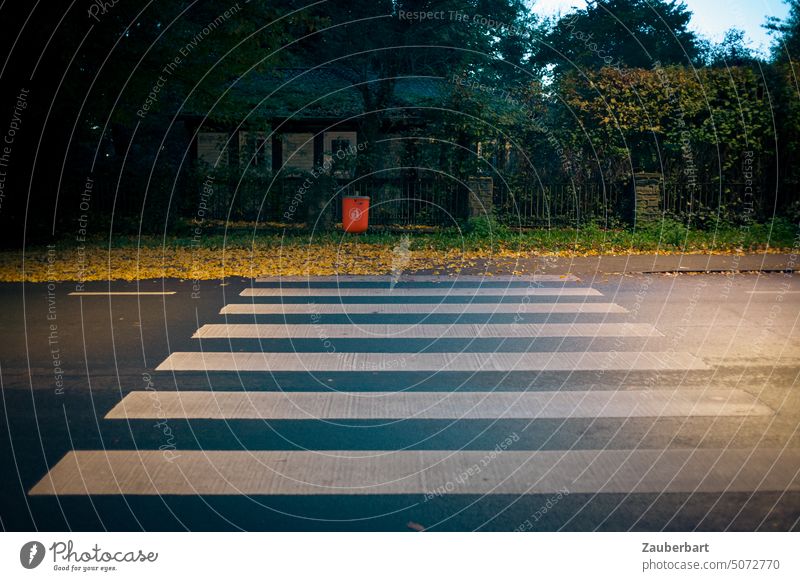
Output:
[239, 131, 271, 169]
[331, 139, 351, 156]
[197, 132, 229, 167]
[253, 137, 268, 166]
[282, 133, 315, 172]
[323, 131, 358, 175]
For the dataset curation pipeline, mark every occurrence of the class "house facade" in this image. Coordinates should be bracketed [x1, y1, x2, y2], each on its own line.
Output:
[183, 67, 474, 224]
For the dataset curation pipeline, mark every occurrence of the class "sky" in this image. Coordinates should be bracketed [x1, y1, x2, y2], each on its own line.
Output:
[531, 0, 791, 56]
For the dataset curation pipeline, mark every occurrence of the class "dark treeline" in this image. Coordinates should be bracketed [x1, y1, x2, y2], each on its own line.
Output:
[0, 0, 798, 246]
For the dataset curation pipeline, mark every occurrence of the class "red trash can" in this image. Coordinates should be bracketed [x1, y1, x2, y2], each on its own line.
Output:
[342, 196, 370, 233]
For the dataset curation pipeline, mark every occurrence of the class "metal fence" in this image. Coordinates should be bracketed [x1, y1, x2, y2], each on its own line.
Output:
[493, 179, 780, 226]
[335, 177, 468, 226]
[79, 171, 787, 230]
[254, 176, 468, 226]
[493, 182, 623, 226]
[210, 176, 782, 227]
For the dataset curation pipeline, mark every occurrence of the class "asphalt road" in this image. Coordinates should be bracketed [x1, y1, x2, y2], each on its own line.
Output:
[1, 272, 798, 531]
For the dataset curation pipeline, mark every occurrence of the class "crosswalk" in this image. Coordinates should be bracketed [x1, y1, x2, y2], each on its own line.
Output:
[106, 389, 771, 420]
[29, 449, 800, 495]
[29, 276, 798, 515]
[220, 302, 627, 314]
[192, 322, 662, 338]
[155, 351, 708, 372]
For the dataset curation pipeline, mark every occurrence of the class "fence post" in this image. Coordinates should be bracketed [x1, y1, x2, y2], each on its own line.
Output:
[633, 172, 662, 225]
[467, 176, 493, 220]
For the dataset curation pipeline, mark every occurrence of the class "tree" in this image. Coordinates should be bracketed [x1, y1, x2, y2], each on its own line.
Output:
[767, 0, 800, 63]
[707, 29, 758, 67]
[539, 0, 703, 74]
[286, 0, 540, 172]
[0, 1, 309, 241]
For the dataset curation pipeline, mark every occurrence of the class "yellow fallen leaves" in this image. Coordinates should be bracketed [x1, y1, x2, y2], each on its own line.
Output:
[0, 244, 475, 282]
[0, 242, 787, 282]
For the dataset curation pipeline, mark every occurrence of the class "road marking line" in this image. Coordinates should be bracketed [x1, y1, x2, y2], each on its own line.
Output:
[255, 275, 579, 282]
[68, 292, 176, 296]
[241, 288, 601, 297]
[29, 448, 800, 495]
[193, 323, 662, 339]
[106, 389, 771, 420]
[155, 351, 708, 372]
[220, 303, 629, 315]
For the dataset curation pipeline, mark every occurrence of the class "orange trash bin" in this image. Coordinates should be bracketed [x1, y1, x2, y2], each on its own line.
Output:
[342, 196, 370, 233]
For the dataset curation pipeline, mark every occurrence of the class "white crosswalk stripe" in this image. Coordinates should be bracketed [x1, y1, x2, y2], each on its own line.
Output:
[240, 287, 602, 297]
[30, 449, 800, 496]
[31, 275, 784, 505]
[193, 322, 662, 339]
[155, 351, 708, 372]
[106, 389, 772, 420]
[220, 303, 628, 314]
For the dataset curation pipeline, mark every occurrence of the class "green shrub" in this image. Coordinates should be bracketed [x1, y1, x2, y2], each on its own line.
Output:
[640, 217, 688, 248]
[465, 216, 509, 237]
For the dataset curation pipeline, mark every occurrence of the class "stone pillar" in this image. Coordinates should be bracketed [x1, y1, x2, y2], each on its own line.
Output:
[467, 176, 493, 219]
[633, 172, 662, 224]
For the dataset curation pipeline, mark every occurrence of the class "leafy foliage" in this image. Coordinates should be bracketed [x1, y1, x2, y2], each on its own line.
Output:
[538, 0, 703, 74]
